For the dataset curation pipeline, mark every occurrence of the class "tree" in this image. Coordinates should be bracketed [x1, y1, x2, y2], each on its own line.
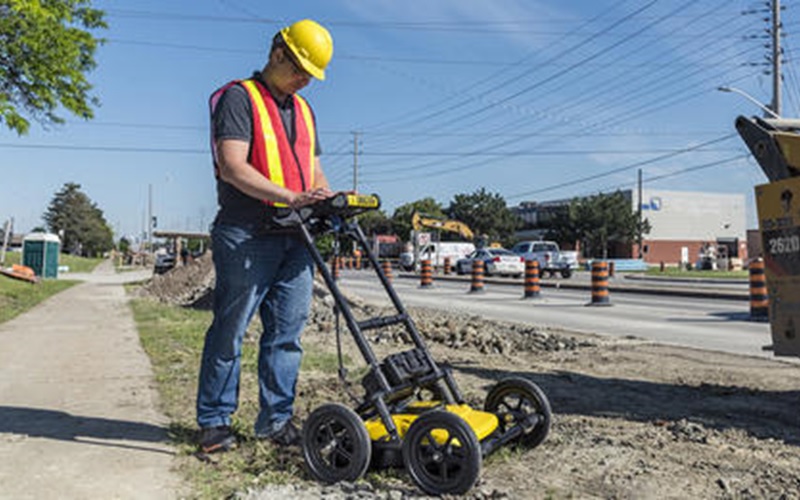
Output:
[447, 188, 520, 246]
[118, 237, 130, 254]
[43, 182, 113, 257]
[1, 0, 106, 134]
[391, 197, 445, 242]
[356, 209, 393, 236]
[542, 208, 579, 248]
[569, 191, 650, 259]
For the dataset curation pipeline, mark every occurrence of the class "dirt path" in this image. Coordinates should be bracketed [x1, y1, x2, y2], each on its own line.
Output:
[0, 261, 182, 499]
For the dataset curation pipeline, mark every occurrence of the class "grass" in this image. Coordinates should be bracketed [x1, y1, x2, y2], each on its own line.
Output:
[130, 297, 358, 498]
[0, 277, 77, 324]
[644, 267, 749, 279]
[2, 250, 103, 273]
[0, 252, 105, 324]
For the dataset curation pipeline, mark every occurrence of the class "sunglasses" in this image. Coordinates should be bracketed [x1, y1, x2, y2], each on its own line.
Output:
[282, 48, 310, 78]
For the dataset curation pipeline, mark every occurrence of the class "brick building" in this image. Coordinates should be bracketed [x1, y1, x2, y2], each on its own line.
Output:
[512, 189, 748, 266]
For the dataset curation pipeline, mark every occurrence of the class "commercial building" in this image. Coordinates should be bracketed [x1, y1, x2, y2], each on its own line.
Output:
[512, 189, 748, 266]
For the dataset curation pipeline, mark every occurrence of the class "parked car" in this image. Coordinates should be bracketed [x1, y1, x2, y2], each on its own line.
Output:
[154, 252, 176, 274]
[455, 248, 525, 277]
[510, 240, 574, 278]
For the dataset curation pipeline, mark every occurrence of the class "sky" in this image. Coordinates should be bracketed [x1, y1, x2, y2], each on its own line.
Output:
[1, 0, 797, 243]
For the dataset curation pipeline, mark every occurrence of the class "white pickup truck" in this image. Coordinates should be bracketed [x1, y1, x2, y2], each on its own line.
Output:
[510, 240, 575, 278]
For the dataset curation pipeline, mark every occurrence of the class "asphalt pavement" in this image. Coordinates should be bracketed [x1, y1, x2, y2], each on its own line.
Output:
[396, 269, 751, 300]
[0, 260, 181, 499]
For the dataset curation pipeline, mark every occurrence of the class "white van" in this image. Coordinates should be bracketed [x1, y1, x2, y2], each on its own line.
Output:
[400, 242, 475, 271]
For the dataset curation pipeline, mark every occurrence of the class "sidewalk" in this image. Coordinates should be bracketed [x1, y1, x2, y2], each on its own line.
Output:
[0, 260, 182, 499]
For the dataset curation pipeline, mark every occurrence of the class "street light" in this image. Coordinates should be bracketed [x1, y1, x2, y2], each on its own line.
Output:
[717, 86, 781, 119]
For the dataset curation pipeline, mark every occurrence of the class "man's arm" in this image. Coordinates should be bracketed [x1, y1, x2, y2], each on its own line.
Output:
[312, 157, 330, 190]
[216, 139, 332, 207]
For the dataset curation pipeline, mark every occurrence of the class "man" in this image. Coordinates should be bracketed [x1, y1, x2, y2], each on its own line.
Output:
[197, 19, 334, 453]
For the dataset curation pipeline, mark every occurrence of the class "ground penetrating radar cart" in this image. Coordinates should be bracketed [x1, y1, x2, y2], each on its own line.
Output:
[272, 192, 552, 495]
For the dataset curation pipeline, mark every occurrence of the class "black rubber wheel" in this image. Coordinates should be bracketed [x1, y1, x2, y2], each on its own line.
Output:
[402, 411, 481, 495]
[484, 377, 551, 449]
[456, 263, 465, 275]
[561, 269, 573, 279]
[303, 403, 371, 483]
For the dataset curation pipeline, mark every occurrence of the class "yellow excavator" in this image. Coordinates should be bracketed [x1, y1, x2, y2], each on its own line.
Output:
[736, 114, 800, 357]
[400, 213, 477, 271]
[411, 212, 474, 241]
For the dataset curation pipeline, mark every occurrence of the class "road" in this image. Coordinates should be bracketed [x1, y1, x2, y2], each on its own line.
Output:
[333, 270, 786, 361]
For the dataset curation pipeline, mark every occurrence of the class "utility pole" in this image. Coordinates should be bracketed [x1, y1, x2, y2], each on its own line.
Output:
[351, 131, 360, 255]
[1, 218, 13, 265]
[352, 131, 359, 192]
[147, 183, 153, 251]
[637, 169, 643, 259]
[771, 0, 782, 116]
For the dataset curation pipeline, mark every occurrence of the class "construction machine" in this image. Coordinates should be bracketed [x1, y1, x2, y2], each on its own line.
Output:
[411, 212, 474, 241]
[402, 213, 476, 271]
[736, 115, 800, 357]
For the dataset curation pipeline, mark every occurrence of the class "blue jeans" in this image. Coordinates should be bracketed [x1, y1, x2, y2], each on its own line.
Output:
[196, 223, 313, 436]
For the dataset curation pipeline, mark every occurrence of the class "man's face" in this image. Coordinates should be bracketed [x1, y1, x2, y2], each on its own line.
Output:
[275, 46, 312, 94]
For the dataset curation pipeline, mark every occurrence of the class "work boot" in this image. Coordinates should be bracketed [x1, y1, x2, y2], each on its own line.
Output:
[199, 425, 236, 454]
[260, 421, 301, 447]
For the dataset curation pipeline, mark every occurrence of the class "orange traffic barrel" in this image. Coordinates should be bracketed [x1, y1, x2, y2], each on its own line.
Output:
[524, 259, 541, 299]
[443, 257, 452, 275]
[749, 258, 769, 321]
[420, 259, 433, 288]
[469, 259, 485, 293]
[587, 261, 612, 306]
[382, 260, 393, 283]
[331, 256, 340, 281]
[355, 253, 362, 270]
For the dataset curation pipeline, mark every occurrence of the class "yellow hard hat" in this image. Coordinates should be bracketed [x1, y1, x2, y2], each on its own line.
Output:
[280, 19, 333, 80]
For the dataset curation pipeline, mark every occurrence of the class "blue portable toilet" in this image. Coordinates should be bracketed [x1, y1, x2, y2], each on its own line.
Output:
[22, 233, 61, 278]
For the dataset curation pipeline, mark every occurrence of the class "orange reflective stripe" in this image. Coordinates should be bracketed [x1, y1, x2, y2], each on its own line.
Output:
[295, 95, 315, 188]
[241, 80, 286, 191]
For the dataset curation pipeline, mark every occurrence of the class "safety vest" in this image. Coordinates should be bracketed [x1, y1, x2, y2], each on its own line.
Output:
[209, 79, 316, 206]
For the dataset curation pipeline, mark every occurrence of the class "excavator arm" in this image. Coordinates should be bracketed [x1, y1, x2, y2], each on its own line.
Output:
[412, 212, 474, 241]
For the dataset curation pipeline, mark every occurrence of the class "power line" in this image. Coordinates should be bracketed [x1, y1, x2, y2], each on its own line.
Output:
[504, 134, 738, 200]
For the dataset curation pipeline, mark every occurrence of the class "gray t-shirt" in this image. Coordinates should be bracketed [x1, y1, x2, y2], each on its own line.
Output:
[212, 75, 321, 225]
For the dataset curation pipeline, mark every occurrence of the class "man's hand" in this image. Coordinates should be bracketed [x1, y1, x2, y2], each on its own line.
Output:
[288, 187, 334, 208]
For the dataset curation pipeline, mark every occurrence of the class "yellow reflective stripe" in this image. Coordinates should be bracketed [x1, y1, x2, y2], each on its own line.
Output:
[295, 95, 315, 188]
[241, 80, 285, 189]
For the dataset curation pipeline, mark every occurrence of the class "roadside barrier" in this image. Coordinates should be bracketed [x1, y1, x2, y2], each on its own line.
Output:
[524, 259, 541, 299]
[749, 258, 769, 321]
[355, 254, 362, 270]
[608, 261, 615, 278]
[420, 259, 433, 288]
[587, 261, 612, 306]
[659, 261, 665, 272]
[469, 259, 485, 293]
[331, 257, 340, 281]
[382, 260, 393, 283]
[443, 257, 451, 275]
